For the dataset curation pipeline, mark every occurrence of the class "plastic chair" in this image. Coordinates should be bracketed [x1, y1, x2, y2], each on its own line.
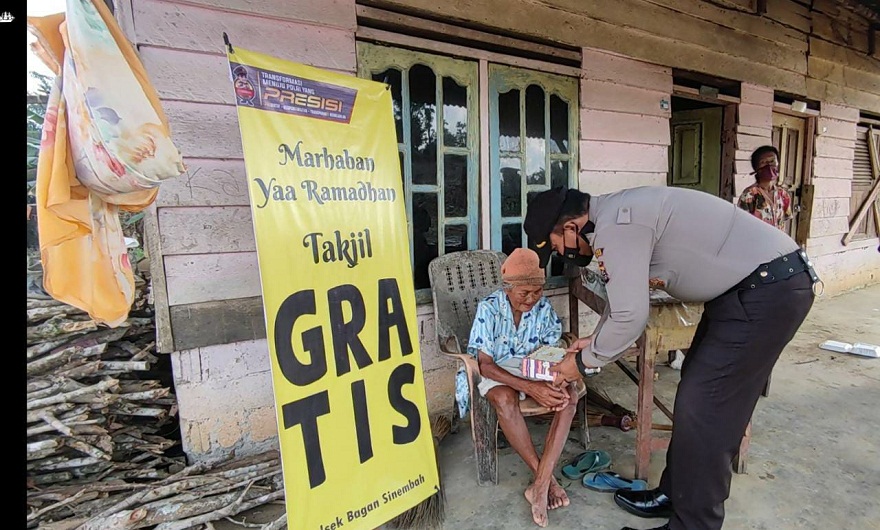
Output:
[428, 250, 589, 486]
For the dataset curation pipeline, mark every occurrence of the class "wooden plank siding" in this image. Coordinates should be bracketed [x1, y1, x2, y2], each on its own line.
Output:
[365, 0, 880, 113]
[579, 49, 672, 195]
[124, 0, 880, 463]
[132, 0, 357, 66]
[804, 0, 880, 111]
[811, 0, 876, 57]
[164, 253, 262, 306]
[138, 0, 880, 351]
[133, 0, 359, 352]
[156, 159, 250, 208]
[734, 84, 774, 197]
[806, 102, 860, 254]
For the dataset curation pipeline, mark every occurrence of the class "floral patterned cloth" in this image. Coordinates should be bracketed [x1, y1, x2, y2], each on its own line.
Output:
[737, 183, 793, 231]
[29, 0, 184, 326]
[454, 289, 563, 418]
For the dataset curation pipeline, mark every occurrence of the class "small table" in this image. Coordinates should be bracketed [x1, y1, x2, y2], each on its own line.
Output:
[568, 266, 751, 480]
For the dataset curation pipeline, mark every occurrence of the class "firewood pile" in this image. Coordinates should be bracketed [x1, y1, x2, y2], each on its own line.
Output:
[26, 250, 286, 530]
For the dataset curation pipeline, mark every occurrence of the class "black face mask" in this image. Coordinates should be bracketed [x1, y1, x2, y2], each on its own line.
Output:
[562, 221, 595, 267]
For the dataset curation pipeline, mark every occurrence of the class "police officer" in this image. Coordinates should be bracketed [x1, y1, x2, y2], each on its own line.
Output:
[523, 185, 818, 530]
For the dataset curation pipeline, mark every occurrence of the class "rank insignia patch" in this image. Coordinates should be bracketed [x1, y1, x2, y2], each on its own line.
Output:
[598, 260, 609, 283]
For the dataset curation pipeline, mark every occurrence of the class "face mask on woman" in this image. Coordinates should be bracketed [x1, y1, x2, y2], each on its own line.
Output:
[756, 165, 779, 183]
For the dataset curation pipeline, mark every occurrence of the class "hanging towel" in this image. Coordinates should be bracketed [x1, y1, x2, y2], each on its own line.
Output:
[28, 0, 185, 327]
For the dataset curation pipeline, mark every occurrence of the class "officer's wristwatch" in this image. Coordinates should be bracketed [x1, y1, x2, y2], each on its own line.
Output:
[575, 351, 601, 376]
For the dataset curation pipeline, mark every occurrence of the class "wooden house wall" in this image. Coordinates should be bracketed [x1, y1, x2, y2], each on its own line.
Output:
[579, 49, 673, 194]
[122, 0, 880, 461]
[807, 103, 880, 292]
[122, 0, 360, 461]
[366, 0, 880, 113]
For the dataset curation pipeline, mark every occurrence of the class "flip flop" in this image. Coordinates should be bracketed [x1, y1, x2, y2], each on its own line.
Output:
[582, 471, 648, 492]
[560, 449, 612, 480]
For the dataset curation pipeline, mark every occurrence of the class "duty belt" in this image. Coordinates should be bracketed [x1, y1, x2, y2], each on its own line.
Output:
[734, 249, 822, 294]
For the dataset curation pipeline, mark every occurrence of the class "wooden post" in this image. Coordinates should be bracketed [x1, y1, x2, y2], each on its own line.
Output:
[721, 104, 738, 202]
[577, 395, 590, 448]
[634, 332, 657, 481]
[873, 201, 880, 236]
[803, 116, 816, 186]
[568, 278, 580, 336]
[469, 373, 498, 486]
[795, 184, 815, 248]
[794, 116, 816, 247]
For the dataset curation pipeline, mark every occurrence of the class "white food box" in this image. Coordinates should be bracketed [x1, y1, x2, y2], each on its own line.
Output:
[851, 343, 880, 358]
[819, 340, 852, 353]
[819, 340, 879, 358]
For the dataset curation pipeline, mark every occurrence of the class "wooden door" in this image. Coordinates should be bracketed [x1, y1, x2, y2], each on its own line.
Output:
[771, 113, 806, 241]
[669, 107, 722, 196]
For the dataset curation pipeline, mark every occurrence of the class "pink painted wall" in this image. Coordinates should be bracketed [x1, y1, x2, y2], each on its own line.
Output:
[806, 103, 880, 294]
[579, 48, 672, 194]
[734, 84, 774, 197]
[128, 0, 360, 462]
[129, 1, 879, 463]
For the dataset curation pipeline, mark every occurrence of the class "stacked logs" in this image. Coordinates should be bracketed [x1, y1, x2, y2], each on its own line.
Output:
[28, 451, 286, 530]
[26, 254, 286, 529]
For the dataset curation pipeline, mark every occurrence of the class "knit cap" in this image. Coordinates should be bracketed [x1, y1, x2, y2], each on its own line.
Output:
[501, 248, 546, 286]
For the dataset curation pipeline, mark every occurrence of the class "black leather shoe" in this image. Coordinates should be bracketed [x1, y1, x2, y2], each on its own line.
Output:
[614, 488, 674, 518]
[621, 525, 669, 530]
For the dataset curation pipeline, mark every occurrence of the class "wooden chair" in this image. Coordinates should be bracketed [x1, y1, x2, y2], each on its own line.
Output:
[428, 250, 589, 486]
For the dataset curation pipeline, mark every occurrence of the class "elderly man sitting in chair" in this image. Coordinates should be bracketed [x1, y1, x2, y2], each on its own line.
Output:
[455, 248, 579, 527]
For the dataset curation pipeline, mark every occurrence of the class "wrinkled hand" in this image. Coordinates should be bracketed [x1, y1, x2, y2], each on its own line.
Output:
[549, 352, 583, 384]
[528, 381, 571, 410]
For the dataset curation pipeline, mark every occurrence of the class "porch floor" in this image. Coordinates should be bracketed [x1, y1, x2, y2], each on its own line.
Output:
[225, 282, 880, 530]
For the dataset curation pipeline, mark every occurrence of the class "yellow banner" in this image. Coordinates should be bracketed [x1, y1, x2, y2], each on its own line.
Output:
[226, 46, 439, 530]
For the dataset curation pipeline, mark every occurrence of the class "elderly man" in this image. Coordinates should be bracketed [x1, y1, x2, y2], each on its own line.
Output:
[455, 248, 578, 528]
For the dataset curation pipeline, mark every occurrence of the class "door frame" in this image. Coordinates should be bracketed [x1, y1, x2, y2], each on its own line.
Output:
[771, 104, 817, 246]
[672, 85, 739, 201]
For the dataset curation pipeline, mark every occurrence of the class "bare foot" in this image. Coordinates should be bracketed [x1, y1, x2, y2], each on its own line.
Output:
[524, 483, 549, 528]
[548, 479, 570, 509]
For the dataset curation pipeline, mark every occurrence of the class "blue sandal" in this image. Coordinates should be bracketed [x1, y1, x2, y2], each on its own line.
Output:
[582, 471, 648, 492]
[560, 450, 612, 480]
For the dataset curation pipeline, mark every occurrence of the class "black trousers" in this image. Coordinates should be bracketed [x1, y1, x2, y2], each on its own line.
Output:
[659, 271, 815, 530]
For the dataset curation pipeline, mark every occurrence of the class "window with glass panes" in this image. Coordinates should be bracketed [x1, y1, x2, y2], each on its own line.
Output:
[357, 42, 578, 298]
[489, 64, 578, 277]
[357, 43, 479, 298]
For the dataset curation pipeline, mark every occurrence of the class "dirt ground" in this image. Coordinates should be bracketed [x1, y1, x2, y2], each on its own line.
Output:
[220, 282, 880, 530]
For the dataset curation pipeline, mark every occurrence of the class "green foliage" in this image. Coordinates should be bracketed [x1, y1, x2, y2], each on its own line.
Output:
[27, 72, 53, 202]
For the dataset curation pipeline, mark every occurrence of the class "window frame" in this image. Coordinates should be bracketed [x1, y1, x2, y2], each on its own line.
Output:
[357, 43, 481, 298]
[356, 40, 581, 300]
[488, 64, 580, 278]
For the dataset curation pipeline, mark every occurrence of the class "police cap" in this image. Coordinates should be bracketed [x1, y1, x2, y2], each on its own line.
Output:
[523, 186, 568, 269]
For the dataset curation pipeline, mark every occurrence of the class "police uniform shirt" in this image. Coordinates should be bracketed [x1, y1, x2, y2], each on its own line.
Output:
[581, 186, 799, 368]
